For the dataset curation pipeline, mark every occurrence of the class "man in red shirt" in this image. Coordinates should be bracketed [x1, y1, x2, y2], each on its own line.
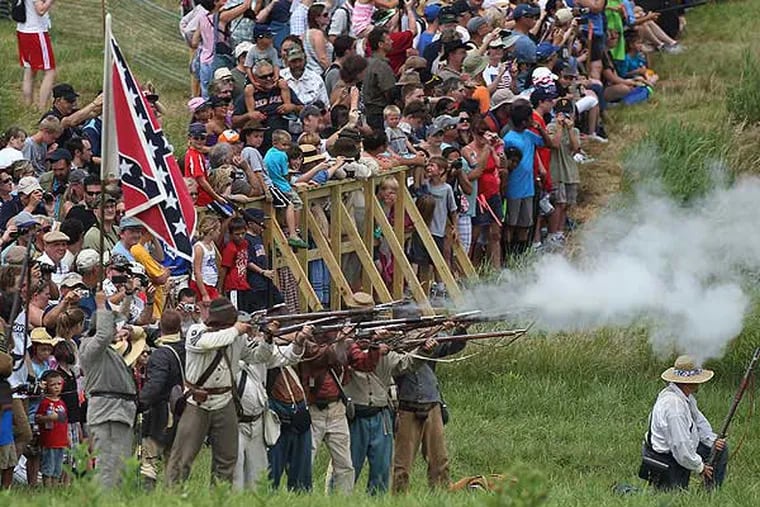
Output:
[35, 370, 69, 486]
[529, 86, 561, 248]
[183, 122, 225, 207]
[219, 217, 250, 310]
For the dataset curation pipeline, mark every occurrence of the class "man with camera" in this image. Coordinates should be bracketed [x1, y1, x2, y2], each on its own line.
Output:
[37, 230, 71, 288]
[0, 176, 47, 234]
[102, 256, 155, 326]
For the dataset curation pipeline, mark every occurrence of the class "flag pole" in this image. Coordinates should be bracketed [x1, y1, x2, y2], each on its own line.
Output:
[99, 13, 113, 290]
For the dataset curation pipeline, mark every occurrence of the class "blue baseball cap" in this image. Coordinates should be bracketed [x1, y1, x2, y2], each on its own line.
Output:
[512, 3, 540, 19]
[424, 3, 442, 21]
[536, 41, 560, 61]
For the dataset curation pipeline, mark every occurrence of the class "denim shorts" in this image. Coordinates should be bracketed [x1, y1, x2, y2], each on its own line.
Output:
[41, 448, 65, 478]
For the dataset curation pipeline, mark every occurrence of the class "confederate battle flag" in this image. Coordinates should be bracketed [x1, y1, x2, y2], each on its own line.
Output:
[102, 15, 196, 261]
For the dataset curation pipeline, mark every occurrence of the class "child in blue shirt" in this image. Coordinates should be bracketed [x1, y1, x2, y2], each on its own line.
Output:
[263, 129, 308, 249]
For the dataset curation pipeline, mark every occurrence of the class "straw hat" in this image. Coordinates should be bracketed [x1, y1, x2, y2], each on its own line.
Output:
[347, 291, 374, 308]
[111, 326, 147, 367]
[661, 355, 715, 384]
[31, 328, 62, 347]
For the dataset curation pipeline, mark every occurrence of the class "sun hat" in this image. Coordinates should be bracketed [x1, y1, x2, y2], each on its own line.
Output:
[462, 54, 489, 80]
[490, 88, 516, 110]
[397, 71, 422, 86]
[240, 120, 269, 137]
[31, 328, 62, 347]
[112, 326, 147, 367]
[300, 144, 326, 165]
[661, 355, 715, 384]
[347, 291, 374, 308]
[488, 38, 505, 49]
[213, 67, 233, 81]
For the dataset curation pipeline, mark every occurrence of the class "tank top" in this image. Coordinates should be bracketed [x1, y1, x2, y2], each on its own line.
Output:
[351, 1, 374, 36]
[198, 242, 219, 286]
[304, 29, 334, 75]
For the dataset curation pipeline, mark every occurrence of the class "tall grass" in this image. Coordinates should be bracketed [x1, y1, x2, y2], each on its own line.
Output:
[726, 51, 760, 126]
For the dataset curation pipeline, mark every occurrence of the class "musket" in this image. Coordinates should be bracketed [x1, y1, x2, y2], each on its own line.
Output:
[705, 347, 760, 487]
[392, 326, 531, 351]
[324, 311, 484, 332]
[261, 300, 406, 324]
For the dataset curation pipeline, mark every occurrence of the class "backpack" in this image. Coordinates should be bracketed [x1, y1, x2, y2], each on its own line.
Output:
[11, 0, 26, 23]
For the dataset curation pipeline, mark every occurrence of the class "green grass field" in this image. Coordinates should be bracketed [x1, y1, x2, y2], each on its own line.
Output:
[3, 0, 760, 505]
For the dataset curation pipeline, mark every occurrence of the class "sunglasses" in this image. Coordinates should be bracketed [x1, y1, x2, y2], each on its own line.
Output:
[257, 73, 275, 80]
[0, 178, 12, 184]
[86, 190, 100, 196]
[192, 134, 208, 140]
[459, 118, 470, 123]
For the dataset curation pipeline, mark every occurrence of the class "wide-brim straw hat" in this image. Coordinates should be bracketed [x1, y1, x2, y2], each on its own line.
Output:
[661, 355, 714, 384]
[347, 291, 374, 308]
[111, 326, 147, 367]
[31, 328, 63, 347]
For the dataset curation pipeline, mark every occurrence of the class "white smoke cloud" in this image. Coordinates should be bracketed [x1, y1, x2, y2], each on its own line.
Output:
[465, 168, 760, 362]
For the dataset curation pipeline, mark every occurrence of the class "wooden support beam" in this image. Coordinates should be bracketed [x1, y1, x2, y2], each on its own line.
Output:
[451, 227, 478, 281]
[392, 171, 406, 299]
[329, 187, 343, 309]
[337, 199, 392, 304]
[362, 179, 375, 297]
[268, 215, 322, 311]
[400, 184, 463, 303]
[305, 207, 356, 307]
[372, 198, 433, 315]
[295, 189, 310, 310]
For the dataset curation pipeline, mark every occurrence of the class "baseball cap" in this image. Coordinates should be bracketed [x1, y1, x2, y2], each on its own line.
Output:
[188, 122, 207, 137]
[424, 3, 442, 21]
[14, 211, 39, 228]
[52, 83, 79, 101]
[466, 16, 488, 34]
[452, 0, 473, 15]
[488, 38, 505, 49]
[536, 42, 560, 61]
[513, 3, 540, 19]
[17, 176, 42, 195]
[213, 67, 233, 81]
[428, 115, 458, 136]
[253, 24, 273, 39]
[532, 66, 559, 86]
[462, 54, 488, 79]
[286, 46, 306, 62]
[119, 216, 144, 229]
[555, 8, 574, 24]
[69, 169, 88, 185]
[43, 230, 70, 243]
[218, 129, 241, 144]
[243, 208, 267, 226]
[46, 148, 72, 163]
[555, 97, 575, 116]
[187, 97, 210, 113]
[438, 6, 458, 24]
[76, 249, 100, 271]
[60, 272, 86, 289]
[234, 41, 254, 59]
[531, 84, 558, 102]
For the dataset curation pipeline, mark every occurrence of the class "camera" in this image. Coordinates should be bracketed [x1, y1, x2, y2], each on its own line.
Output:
[572, 7, 589, 15]
[451, 159, 463, 171]
[9, 225, 32, 240]
[74, 288, 89, 298]
[36, 261, 56, 276]
[111, 275, 130, 285]
[178, 302, 197, 313]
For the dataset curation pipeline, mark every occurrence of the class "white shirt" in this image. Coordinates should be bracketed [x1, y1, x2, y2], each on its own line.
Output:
[17, 0, 51, 33]
[37, 252, 71, 286]
[9, 312, 29, 398]
[648, 383, 716, 473]
[236, 344, 301, 424]
[290, 1, 309, 38]
[280, 67, 329, 107]
[0, 147, 24, 170]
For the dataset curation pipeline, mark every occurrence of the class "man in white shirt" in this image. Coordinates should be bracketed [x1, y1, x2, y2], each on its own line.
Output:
[639, 355, 727, 491]
[280, 47, 329, 107]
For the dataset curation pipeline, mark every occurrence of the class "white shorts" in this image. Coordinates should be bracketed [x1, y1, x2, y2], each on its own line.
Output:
[575, 94, 599, 114]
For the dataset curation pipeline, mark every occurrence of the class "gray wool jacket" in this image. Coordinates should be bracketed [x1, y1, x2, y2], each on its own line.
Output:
[80, 310, 137, 427]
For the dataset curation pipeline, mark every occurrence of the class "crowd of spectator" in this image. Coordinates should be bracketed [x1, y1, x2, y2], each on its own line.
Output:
[0, 0, 688, 493]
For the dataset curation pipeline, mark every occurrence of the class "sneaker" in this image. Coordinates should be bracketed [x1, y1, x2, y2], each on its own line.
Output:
[662, 43, 684, 55]
[573, 152, 595, 164]
[288, 236, 309, 249]
[586, 133, 608, 144]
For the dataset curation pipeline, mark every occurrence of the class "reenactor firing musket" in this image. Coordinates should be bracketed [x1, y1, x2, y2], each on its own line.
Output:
[388, 326, 533, 352]
[259, 299, 407, 325]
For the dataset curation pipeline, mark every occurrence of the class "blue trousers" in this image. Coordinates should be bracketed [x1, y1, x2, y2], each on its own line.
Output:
[268, 400, 312, 492]
[269, 21, 289, 51]
[349, 409, 393, 494]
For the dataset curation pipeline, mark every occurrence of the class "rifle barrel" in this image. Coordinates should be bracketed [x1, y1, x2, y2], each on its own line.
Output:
[400, 328, 529, 346]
